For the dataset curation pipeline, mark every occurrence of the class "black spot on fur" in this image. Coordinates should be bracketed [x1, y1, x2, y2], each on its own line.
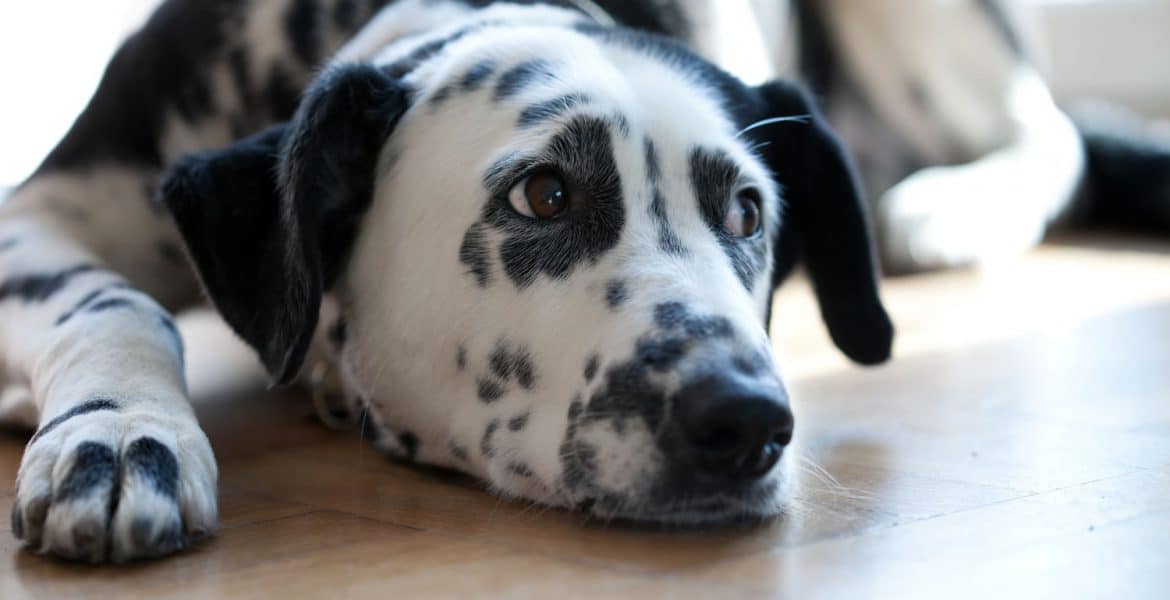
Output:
[55, 287, 108, 326]
[398, 432, 419, 461]
[489, 341, 537, 390]
[55, 442, 117, 502]
[650, 191, 687, 256]
[518, 93, 590, 127]
[508, 413, 529, 432]
[286, 0, 321, 65]
[29, 399, 119, 445]
[605, 279, 628, 309]
[689, 147, 767, 290]
[460, 60, 498, 91]
[86, 297, 136, 315]
[459, 222, 493, 287]
[456, 345, 468, 371]
[477, 378, 505, 403]
[584, 354, 599, 382]
[124, 437, 179, 500]
[610, 113, 631, 139]
[494, 60, 557, 101]
[0, 265, 99, 304]
[654, 301, 733, 340]
[329, 318, 348, 349]
[449, 440, 470, 462]
[131, 516, 182, 557]
[644, 139, 661, 184]
[475, 116, 625, 288]
[481, 419, 500, 458]
[507, 462, 534, 478]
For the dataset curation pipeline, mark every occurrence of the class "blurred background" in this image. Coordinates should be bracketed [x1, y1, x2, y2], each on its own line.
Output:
[1, 0, 1169, 190]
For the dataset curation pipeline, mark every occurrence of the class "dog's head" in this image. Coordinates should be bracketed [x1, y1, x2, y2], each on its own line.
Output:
[162, 11, 892, 523]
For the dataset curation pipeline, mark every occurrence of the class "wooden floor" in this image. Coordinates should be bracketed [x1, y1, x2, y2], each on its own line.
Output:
[3, 234, 1170, 598]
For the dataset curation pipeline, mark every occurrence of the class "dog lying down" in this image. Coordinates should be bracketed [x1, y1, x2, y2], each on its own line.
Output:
[1, 0, 894, 562]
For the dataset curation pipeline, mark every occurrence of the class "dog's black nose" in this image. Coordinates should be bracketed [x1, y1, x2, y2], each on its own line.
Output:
[675, 374, 793, 482]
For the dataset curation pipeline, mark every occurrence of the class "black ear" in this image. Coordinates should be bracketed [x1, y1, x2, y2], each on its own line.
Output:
[161, 64, 410, 384]
[753, 80, 893, 365]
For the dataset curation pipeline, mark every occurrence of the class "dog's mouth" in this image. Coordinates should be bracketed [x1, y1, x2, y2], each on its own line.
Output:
[566, 476, 787, 526]
[558, 454, 790, 527]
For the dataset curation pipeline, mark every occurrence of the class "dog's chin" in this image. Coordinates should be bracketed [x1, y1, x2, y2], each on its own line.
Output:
[566, 473, 791, 528]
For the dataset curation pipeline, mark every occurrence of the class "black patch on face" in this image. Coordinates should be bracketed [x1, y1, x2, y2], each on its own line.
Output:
[481, 419, 500, 458]
[654, 301, 734, 340]
[460, 60, 498, 91]
[459, 222, 493, 287]
[456, 345, 468, 371]
[507, 462, 534, 478]
[643, 140, 687, 256]
[605, 279, 628, 309]
[448, 440, 470, 462]
[517, 93, 590, 128]
[650, 191, 688, 256]
[584, 354, 600, 382]
[477, 378, 505, 403]
[29, 398, 119, 445]
[733, 352, 770, 376]
[328, 318, 348, 349]
[55, 442, 118, 503]
[475, 116, 625, 289]
[508, 412, 530, 432]
[286, 0, 320, 66]
[156, 240, 187, 267]
[494, 60, 557, 101]
[0, 264, 99, 304]
[398, 432, 419, 462]
[689, 147, 767, 290]
[610, 113, 631, 139]
[124, 437, 179, 500]
[489, 340, 537, 390]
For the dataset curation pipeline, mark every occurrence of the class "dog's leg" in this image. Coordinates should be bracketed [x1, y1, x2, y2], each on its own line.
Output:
[876, 65, 1085, 272]
[1, 189, 215, 563]
[806, 0, 1085, 273]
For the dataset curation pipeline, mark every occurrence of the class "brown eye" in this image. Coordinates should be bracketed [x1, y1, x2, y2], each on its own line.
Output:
[509, 171, 570, 220]
[724, 188, 762, 237]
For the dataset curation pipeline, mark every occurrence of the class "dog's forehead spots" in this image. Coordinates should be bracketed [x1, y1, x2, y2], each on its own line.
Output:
[605, 279, 628, 309]
[518, 93, 592, 128]
[494, 59, 558, 101]
[460, 59, 498, 91]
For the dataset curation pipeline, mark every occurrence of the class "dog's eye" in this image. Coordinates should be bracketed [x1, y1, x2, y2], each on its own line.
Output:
[725, 188, 762, 237]
[509, 171, 570, 220]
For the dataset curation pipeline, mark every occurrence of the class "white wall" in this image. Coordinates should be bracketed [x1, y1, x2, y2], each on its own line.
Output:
[1035, 0, 1170, 117]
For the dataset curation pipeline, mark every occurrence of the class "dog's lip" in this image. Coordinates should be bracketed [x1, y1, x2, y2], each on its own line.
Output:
[575, 478, 784, 527]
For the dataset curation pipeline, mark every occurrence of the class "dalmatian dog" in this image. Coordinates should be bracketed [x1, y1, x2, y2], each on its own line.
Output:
[16, 0, 1152, 564]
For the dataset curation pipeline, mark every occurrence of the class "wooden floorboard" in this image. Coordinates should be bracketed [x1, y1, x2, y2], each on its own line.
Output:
[3, 235, 1170, 598]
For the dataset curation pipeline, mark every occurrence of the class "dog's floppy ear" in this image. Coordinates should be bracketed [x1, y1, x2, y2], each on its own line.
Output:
[161, 64, 410, 384]
[753, 80, 893, 365]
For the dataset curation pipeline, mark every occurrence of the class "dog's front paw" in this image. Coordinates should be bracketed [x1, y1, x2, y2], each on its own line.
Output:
[876, 166, 1048, 274]
[10, 406, 217, 563]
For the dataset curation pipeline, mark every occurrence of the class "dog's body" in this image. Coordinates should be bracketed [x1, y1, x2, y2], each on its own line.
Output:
[2, 0, 1133, 564]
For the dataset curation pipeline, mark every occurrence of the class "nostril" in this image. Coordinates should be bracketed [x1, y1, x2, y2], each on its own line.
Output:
[676, 374, 793, 483]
